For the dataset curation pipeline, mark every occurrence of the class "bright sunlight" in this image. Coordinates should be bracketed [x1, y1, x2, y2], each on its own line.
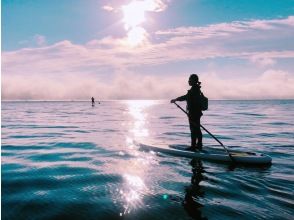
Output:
[121, 0, 161, 47]
[122, 1, 146, 30]
[126, 27, 147, 47]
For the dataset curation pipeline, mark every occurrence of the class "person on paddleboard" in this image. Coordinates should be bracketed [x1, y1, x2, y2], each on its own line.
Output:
[171, 74, 203, 151]
[91, 97, 95, 106]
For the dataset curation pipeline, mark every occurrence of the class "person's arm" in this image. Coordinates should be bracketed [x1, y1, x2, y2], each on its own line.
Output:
[170, 94, 187, 103]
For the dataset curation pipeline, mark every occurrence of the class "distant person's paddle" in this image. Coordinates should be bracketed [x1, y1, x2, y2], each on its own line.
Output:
[173, 102, 235, 163]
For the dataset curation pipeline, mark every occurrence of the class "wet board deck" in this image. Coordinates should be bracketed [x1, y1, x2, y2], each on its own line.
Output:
[139, 143, 272, 165]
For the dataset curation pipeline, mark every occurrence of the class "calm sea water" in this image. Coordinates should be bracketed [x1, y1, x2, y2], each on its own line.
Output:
[2, 100, 294, 220]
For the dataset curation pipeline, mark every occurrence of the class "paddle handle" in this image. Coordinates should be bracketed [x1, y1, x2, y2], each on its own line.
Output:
[173, 102, 235, 162]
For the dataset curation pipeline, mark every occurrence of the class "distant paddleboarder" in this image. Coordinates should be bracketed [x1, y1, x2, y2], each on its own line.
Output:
[171, 74, 203, 151]
[91, 97, 95, 106]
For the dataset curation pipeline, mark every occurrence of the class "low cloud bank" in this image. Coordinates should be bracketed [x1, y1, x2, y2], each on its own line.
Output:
[202, 70, 294, 99]
[2, 70, 293, 100]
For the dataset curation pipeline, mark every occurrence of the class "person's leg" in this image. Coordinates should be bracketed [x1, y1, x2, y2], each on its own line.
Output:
[195, 116, 203, 149]
[196, 129, 203, 149]
[189, 121, 197, 150]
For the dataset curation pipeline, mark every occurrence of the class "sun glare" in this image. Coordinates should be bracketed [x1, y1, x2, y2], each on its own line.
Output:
[127, 27, 147, 47]
[122, 1, 146, 30]
[121, 0, 159, 47]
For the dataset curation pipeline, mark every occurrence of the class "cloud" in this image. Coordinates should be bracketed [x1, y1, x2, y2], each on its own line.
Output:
[102, 5, 114, 12]
[153, 16, 294, 64]
[2, 69, 294, 100]
[156, 16, 294, 36]
[142, 0, 167, 12]
[34, 34, 47, 46]
[2, 16, 294, 100]
[18, 34, 47, 47]
[249, 56, 276, 67]
[1, 72, 185, 100]
[201, 70, 294, 99]
[248, 51, 294, 67]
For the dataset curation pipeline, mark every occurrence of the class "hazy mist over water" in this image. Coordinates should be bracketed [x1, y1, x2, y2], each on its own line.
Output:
[2, 100, 294, 220]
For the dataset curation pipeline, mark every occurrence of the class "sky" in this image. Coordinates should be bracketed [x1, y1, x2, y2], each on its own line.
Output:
[2, 0, 294, 100]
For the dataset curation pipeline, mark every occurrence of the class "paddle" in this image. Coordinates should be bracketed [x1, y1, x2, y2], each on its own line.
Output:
[173, 102, 235, 163]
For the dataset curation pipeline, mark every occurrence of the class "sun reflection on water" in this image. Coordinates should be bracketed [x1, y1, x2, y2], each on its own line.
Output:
[126, 100, 156, 140]
[117, 173, 147, 216]
[116, 100, 157, 216]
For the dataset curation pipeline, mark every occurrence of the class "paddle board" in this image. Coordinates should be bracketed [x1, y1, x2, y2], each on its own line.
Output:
[138, 143, 272, 165]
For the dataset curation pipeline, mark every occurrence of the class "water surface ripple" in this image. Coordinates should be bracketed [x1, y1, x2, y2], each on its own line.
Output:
[2, 100, 294, 220]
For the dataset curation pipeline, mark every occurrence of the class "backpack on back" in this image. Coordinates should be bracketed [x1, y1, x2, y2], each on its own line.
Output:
[200, 92, 208, 111]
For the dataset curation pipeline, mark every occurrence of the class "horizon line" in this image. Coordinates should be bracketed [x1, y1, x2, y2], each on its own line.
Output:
[2, 99, 294, 102]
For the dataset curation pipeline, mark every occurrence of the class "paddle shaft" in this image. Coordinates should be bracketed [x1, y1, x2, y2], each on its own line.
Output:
[173, 102, 235, 162]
